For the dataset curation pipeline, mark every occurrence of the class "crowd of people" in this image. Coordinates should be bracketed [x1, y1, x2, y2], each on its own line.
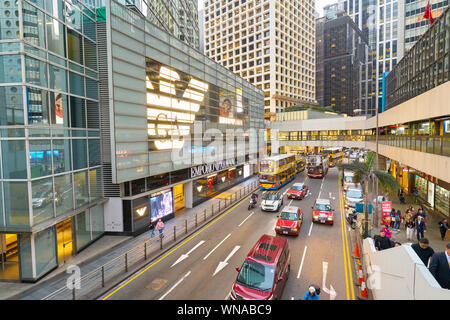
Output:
[373, 204, 449, 290]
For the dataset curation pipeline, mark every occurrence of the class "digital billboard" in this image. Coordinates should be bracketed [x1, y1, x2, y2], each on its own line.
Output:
[150, 189, 174, 222]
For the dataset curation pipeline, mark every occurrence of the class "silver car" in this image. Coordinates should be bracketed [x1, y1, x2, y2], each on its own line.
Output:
[345, 186, 364, 208]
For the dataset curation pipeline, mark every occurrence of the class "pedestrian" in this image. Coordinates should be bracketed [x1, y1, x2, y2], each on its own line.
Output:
[416, 216, 426, 242]
[374, 229, 394, 251]
[382, 224, 392, 239]
[398, 189, 405, 204]
[394, 242, 402, 247]
[405, 218, 415, 241]
[149, 220, 155, 238]
[428, 243, 450, 289]
[390, 208, 396, 229]
[394, 209, 402, 232]
[438, 218, 449, 241]
[411, 238, 435, 267]
[301, 286, 320, 300]
[155, 218, 165, 238]
[413, 188, 419, 204]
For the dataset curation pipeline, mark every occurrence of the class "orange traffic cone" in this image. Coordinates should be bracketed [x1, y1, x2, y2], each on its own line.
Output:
[357, 265, 364, 285]
[358, 278, 369, 300]
[353, 242, 360, 259]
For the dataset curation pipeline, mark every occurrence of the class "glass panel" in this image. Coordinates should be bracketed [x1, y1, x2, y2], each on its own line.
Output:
[48, 64, 67, 92]
[0, 55, 22, 83]
[27, 87, 49, 125]
[29, 140, 52, 178]
[22, 2, 46, 48]
[75, 210, 91, 250]
[0, 86, 24, 125]
[2, 140, 27, 179]
[54, 173, 73, 216]
[64, 3, 82, 32]
[90, 205, 104, 240]
[85, 77, 98, 99]
[0, 183, 3, 227]
[89, 168, 102, 201]
[25, 56, 48, 88]
[19, 234, 33, 279]
[52, 139, 71, 173]
[0, 3, 20, 40]
[83, 15, 96, 41]
[32, 177, 54, 225]
[88, 139, 101, 167]
[49, 92, 69, 126]
[74, 170, 88, 207]
[72, 139, 87, 170]
[67, 29, 83, 64]
[46, 15, 66, 57]
[45, 0, 64, 20]
[34, 227, 57, 277]
[84, 37, 97, 70]
[69, 72, 85, 96]
[4, 182, 30, 227]
[70, 96, 86, 127]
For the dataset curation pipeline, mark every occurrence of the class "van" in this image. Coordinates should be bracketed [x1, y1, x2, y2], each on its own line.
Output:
[229, 234, 290, 300]
[343, 171, 357, 191]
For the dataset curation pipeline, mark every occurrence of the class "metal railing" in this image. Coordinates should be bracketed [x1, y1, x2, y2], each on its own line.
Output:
[42, 181, 259, 300]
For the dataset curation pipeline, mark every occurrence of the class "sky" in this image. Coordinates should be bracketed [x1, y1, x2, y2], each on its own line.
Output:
[197, 0, 338, 17]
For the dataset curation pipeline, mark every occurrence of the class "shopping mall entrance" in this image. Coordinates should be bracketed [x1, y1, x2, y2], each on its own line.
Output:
[0, 234, 19, 281]
[56, 218, 73, 266]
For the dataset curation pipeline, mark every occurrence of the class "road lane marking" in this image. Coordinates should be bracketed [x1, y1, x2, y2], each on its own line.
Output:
[102, 192, 253, 300]
[203, 234, 231, 260]
[322, 261, 337, 300]
[158, 271, 191, 300]
[297, 246, 308, 279]
[288, 199, 293, 206]
[213, 246, 240, 276]
[308, 222, 313, 236]
[238, 212, 254, 227]
[171, 240, 205, 267]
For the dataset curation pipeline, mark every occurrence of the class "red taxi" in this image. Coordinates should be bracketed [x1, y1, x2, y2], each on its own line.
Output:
[286, 183, 308, 200]
[275, 206, 303, 236]
[229, 235, 290, 300]
[312, 198, 334, 225]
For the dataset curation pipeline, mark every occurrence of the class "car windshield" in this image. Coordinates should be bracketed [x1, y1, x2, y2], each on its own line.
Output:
[344, 176, 354, 183]
[264, 194, 279, 200]
[236, 260, 275, 292]
[280, 211, 298, 221]
[290, 185, 304, 191]
[347, 189, 363, 199]
[314, 203, 331, 211]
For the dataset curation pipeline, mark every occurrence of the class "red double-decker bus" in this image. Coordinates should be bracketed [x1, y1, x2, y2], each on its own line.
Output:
[306, 155, 329, 178]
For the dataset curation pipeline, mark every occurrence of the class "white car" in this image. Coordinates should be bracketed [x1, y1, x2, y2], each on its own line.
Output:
[345, 186, 364, 208]
[261, 191, 284, 212]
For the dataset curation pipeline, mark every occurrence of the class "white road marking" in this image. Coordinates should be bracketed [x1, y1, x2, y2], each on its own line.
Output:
[213, 246, 240, 276]
[297, 246, 308, 279]
[322, 261, 337, 300]
[288, 199, 293, 206]
[238, 212, 254, 227]
[203, 234, 231, 260]
[308, 222, 313, 236]
[159, 271, 191, 300]
[171, 240, 205, 267]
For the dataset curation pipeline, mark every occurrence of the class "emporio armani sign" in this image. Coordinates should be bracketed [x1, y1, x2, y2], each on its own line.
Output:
[190, 159, 237, 178]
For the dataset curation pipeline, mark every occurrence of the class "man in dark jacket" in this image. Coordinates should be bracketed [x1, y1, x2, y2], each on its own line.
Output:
[374, 230, 394, 251]
[428, 243, 450, 289]
[411, 238, 435, 267]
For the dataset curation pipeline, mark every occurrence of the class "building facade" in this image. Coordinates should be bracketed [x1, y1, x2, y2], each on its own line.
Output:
[202, 0, 316, 115]
[339, 0, 405, 115]
[98, 0, 265, 237]
[0, 0, 104, 282]
[315, 14, 369, 115]
[404, 0, 448, 52]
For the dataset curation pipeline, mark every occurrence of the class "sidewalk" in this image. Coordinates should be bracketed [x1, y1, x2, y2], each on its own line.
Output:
[3, 176, 257, 300]
[369, 193, 448, 253]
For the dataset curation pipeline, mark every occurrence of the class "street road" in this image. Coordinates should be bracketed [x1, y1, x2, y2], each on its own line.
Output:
[101, 167, 357, 300]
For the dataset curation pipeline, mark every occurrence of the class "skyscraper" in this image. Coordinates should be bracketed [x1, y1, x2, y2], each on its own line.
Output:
[203, 0, 316, 115]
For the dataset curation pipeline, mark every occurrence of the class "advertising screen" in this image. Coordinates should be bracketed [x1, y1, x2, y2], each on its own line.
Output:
[150, 189, 174, 222]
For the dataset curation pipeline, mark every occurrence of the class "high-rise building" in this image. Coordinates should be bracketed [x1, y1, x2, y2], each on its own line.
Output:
[0, 0, 103, 282]
[339, 0, 405, 115]
[202, 0, 316, 115]
[316, 14, 370, 115]
[404, 0, 448, 52]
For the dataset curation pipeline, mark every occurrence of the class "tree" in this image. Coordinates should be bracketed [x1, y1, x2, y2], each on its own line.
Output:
[337, 151, 400, 238]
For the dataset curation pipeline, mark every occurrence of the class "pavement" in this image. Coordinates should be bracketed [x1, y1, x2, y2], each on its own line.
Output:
[3, 176, 258, 300]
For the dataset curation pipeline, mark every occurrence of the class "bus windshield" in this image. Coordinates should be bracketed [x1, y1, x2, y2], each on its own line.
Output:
[259, 175, 276, 183]
[307, 156, 321, 166]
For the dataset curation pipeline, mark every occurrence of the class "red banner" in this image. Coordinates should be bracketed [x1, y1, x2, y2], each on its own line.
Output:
[381, 201, 392, 225]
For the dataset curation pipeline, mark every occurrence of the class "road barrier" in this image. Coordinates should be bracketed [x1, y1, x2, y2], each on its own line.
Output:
[41, 181, 259, 300]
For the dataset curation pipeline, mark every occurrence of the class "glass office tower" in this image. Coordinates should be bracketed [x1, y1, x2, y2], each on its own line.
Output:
[0, 0, 104, 282]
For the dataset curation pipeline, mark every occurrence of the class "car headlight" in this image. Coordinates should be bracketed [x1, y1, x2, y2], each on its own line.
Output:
[275, 226, 281, 230]
[313, 216, 319, 220]
[327, 216, 333, 221]
[293, 228, 298, 232]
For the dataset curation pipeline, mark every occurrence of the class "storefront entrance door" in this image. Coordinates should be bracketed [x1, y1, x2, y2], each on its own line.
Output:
[56, 218, 73, 266]
[173, 184, 185, 211]
[0, 234, 19, 280]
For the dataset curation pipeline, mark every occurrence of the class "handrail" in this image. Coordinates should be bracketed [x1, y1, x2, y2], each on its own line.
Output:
[42, 180, 259, 300]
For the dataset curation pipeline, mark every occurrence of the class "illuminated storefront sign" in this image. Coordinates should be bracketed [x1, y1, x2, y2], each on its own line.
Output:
[146, 59, 209, 151]
[190, 159, 237, 178]
[135, 206, 148, 217]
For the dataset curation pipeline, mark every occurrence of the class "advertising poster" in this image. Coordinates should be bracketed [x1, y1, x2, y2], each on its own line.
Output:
[380, 201, 392, 225]
[150, 189, 174, 222]
[219, 90, 234, 118]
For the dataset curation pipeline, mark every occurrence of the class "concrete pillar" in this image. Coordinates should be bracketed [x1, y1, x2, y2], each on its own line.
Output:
[184, 180, 193, 209]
